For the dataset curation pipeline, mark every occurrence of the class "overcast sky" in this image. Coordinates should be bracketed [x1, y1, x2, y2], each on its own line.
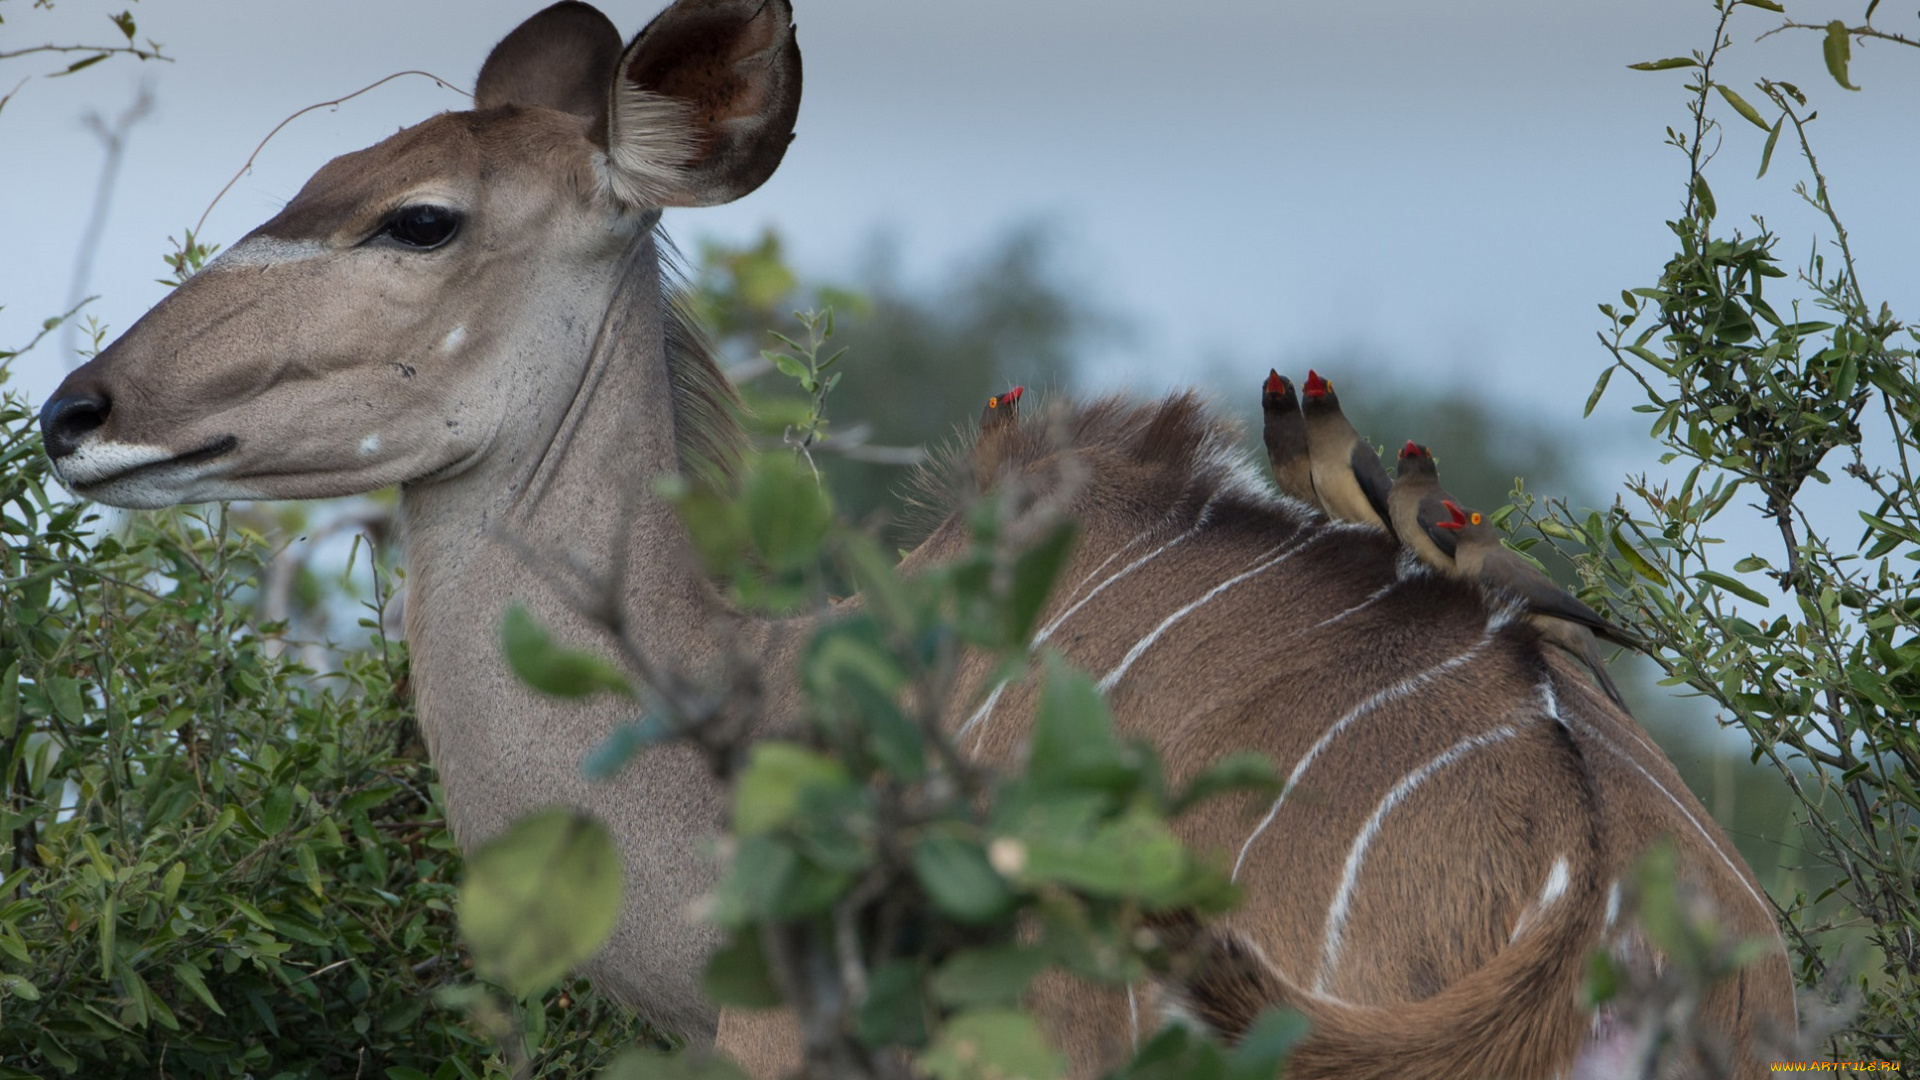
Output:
[3, 0, 1915, 488]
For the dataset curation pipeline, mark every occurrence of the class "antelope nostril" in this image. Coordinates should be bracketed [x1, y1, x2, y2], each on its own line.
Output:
[40, 392, 112, 459]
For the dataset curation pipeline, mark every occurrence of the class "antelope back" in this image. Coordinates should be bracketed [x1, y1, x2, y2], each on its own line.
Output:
[907, 394, 1795, 1075]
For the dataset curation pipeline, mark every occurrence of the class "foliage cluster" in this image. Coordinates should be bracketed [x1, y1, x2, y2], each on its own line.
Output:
[1523, 0, 1920, 1057]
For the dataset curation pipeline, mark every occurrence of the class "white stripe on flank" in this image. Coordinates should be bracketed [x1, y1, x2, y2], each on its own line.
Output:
[957, 509, 1217, 745]
[1486, 597, 1525, 634]
[1513, 855, 1573, 942]
[1307, 578, 1402, 633]
[1561, 708, 1774, 925]
[1127, 986, 1139, 1048]
[1535, 678, 1772, 924]
[1540, 855, 1571, 906]
[1232, 633, 1493, 880]
[1604, 880, 1622, 930]
[1315, 724, 1523, 991]
[1096, 535, 1316, 693]
[1538, 679, 1567, 731]
[1069, 529, 1151, 598]
[1036, 508, 1219, 649]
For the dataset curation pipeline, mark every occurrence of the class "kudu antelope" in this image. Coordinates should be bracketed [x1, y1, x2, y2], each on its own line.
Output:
[38, 0, 1794, 1074]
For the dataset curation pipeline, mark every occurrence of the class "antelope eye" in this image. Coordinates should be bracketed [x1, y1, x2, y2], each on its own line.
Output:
[382, 204, 460, 249]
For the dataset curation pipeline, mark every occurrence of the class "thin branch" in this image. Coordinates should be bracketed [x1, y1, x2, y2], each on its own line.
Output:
[1760, 21, 1920, 50]
[193, 71, 472, 237]
[0, 43, 170, 63]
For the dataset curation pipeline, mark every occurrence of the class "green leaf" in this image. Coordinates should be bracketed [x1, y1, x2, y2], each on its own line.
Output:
[1694, 571, 1771, 607]
[1584, 366, 1615, 418]
[458, 809, 623, 997]
[1111, 1024, 1232, 1080]
[1627, 57, 1698, 71]
[920, 1009, 1065, 1080]
[1757, 115, 1783, 179]
[581, 714, 676, 781]
[1585, 949, 1621, 1007]
[734, 742, 851, 836]
[161, 857, 185, 907]
[1610, 528, 1668, 586]
[47, 675, 84, 723]
[1224, 1009, 1310, 1080]
[766, 351, 807, 381]
[1007, 521, 1077, 643]
[500, 605, 632, 699]
[261, 784, 294, 835]
[1822, 21, 1860, 90]
[0, 661, 17, 740]
[742, 453, 832, 572]
[296, 842, 324, 898]
[857, 960, 932, 1047]
[57, 53, 109, 75]
[931, 945, 1051, 1008]
[912, 834, 1015, 924]
[1020, 806, 1186, 903]
[171, 962, 226, 1017]
[98, 896, 117, 979]
[842, 534, 916, 636]
[1714, 84, 1770, 131]
[0, 973, 41, 1002]
[702, 926, 783, 1009]
[1691, 173, 1716, 220]
[1028, 656, 1125, 790]
[1170, 752, 1280, 815]
[230, 896, 275, 930]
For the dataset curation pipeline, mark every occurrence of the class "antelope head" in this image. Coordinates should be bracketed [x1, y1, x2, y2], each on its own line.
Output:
[39, 0, 800, 509]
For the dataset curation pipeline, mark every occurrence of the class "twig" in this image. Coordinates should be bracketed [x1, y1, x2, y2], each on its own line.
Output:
[0, 43, 170, 63]
[1759, 20, 1920, 51]
[193, 71, 472, 237]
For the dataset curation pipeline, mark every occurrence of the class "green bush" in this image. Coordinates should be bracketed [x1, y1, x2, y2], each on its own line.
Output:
[0, 369, 651, 1076]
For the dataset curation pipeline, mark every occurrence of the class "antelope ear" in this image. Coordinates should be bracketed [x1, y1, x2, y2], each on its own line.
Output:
[475, 2, 623, 118]
[604, 0, 802, 207]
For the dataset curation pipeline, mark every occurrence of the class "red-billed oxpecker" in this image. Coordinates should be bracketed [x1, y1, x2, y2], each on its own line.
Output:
[980, 385, 1023, 433]
[1299, 370, 1393, 530]
[1433, 499, 1634, 710]
[1389, 441, 1460, 572]
[973, 385, 1024, 487]
[1260, 370, 1318, 508]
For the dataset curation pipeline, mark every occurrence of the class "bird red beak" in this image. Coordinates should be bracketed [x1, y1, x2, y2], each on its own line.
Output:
[1264, 370, 1286, 396]
[1304, 370, 1329, 398]
[1434, 499, 1469, 530]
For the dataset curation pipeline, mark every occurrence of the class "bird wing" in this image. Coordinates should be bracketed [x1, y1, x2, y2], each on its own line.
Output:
[1415, 490, 1457, 558]
[1484, 551, 1621, 636]
[1350, 442, 1395, 528]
